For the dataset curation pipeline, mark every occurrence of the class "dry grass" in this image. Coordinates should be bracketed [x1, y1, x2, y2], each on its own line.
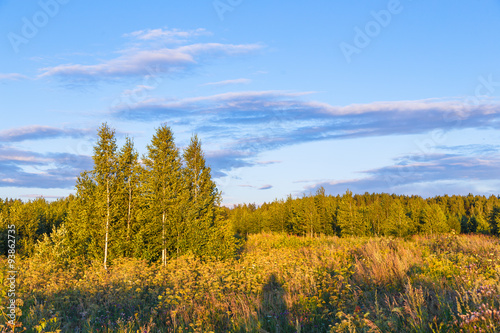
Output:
[0, 233, 499, 332]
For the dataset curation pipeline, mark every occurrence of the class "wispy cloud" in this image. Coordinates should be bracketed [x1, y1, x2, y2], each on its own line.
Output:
[255, 160, 281, 165]
[113, 91, 500, 176]
[21, 194, 66, 199]
[0, 126, 93, 143]
[122, 85, 155, 96]
[202, 78, 252, 87]
[40, 29, 263, 82]
[113, 90, 316, 121]
[237, 184, 273, 190]
[0, 146, 92, 189]
[124, 28, 212, 41]
[115, 92, 500, 131]
[435, 144, 500, 156]
[206, 149, 254, 177]
[0, 73, 28, 81]
[307, 147, 500, 197]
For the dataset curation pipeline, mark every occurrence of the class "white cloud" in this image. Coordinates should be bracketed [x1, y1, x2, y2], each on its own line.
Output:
[0, 73, 28, 81]
[122, 85, 155, 96]
[124, 28, 212, 41]
[0, 125, 92, 142]
[113, 91, 500, 177]
[40, 35, 263, 81]
[202, 78, 252, 86]
[40, 48, 195, 79]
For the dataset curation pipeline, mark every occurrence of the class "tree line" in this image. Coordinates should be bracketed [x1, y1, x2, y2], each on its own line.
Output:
[228, 188, 500, 238]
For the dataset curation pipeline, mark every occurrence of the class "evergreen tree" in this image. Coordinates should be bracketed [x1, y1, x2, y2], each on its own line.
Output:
[7, 199, 46, 256]
[489, 206, 500, 235]
[475, 213, 491, 234]
[313, 187, 334, 235]
[368, 198, 383, 236]
[446, 214, 461, 233]
[384, 200, 411, 237]
[303, 196, 319, 237]
[182, 135, 235, 258]
[337, 190, 363, 237]
[66, 124, 120, 267]
[67, 172, 105, 261]
[460, 215, 470, 233]
[142, 124, 184, 265]
[289, 197, 306, 235]
[421, 203, 449, 235]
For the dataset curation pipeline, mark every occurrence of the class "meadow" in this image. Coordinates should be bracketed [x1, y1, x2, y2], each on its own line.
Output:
[1, 232, 500, 332]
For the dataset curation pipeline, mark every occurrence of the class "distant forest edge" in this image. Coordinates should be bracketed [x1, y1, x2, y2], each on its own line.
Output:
[1, 123, 500, 263]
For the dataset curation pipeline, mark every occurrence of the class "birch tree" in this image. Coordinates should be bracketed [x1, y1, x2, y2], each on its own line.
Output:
[92, 123, 118, 270]
[116, 137, 140, 257]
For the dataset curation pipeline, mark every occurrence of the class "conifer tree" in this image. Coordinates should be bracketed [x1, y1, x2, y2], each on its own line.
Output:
[489, 206, 500, 235]
[337, 190, 363, 236]
[182, 135, 215, 252]
[67, 173, 100, 259]
[475, 213, 491, 234]
[302, 196, 319, 237]
[421, 203, 449, 235]
[289, 198, 306, 235]
[142, 124, 184, 265]
[182, 135, 236, 258]
[313, 187, 335, 236]
[368, 198, 383, 236]
[7, 199, 46, 256]
[384, 200, 411, 237]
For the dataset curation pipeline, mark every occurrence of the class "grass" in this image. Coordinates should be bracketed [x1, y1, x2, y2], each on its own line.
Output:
[1, 232, 500, 332]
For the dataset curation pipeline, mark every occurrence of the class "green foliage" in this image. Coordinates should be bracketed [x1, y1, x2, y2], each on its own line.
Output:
[475, 213, 491, 234]
[489, 206, 500, 235]
[142, 124, 185, 263]
[420, 203, 449, 235]
[65, 124, 120, 269]
[66, 173, 101, 260]
[114, 137, 141, 258]
[0, 198, 64, 257]
[93, 123, 119, 269]
[61, 123, 238, 265]
[382, 199, 412, 237]
[227, 192, 500, 239]
[181, 135, 236, 258]
[337, 190, 363, 237]
[33, 224, 71, 265]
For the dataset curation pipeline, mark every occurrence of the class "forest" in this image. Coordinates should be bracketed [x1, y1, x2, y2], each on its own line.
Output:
[0, 123, 500, 332]
[0, 123, 237, 265]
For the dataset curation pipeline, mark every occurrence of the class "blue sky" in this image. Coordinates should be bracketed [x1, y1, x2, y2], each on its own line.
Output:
[1, 0, 500, 205]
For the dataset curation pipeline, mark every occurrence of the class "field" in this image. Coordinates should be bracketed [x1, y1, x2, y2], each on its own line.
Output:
[1, 233, 500, 332]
